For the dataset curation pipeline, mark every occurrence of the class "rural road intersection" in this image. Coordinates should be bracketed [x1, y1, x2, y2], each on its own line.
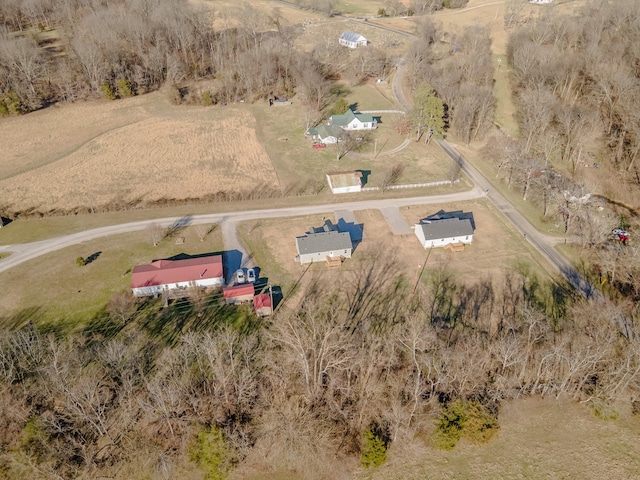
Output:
[0, 188, 485, 276]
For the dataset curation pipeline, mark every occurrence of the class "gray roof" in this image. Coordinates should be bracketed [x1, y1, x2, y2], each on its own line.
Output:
[340, 31, 366, 43]
[296, 231, 352, 255]
[418, 218, 474, 241]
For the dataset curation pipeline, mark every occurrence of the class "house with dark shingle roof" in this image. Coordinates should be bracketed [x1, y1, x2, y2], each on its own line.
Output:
[295, 230, 353, 264]
[414, 210, 475, 249]
[339, 31, 368, 48]
[329, 110, 377, 131]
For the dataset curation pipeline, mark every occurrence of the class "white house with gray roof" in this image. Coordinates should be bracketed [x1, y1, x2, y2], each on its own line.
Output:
[339, 31, 368, 48]
[295, 230, 353, 264]
[414, 211, 475, 248]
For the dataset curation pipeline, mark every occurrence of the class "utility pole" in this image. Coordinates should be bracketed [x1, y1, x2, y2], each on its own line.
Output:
[412, 264, 421, 294]
[373, 138, 378, 159]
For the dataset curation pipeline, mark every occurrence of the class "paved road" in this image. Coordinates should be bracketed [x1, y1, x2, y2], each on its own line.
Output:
[436, 141, 599, 298]
[0, 188, 484, 275]
[348, 16, 599, 299]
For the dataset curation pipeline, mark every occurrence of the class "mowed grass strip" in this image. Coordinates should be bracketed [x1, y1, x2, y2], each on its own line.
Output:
[0, 225, 224, 329]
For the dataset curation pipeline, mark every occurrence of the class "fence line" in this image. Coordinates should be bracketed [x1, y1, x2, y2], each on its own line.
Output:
[359, 110, 405, 114]
[361, 179, 460, 192]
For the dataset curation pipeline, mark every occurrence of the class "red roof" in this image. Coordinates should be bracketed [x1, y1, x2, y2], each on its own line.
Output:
[131, 256, 223, 288]
[253, 293, 272, 310]
[223, 284, 255, 299]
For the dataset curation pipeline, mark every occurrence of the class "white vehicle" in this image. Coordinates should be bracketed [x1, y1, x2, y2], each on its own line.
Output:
[235, 269, 246, 284]
[247, 268, 256, 283]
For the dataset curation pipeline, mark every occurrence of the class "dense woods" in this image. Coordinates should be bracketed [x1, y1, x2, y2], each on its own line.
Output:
[1, 252, 640, 478]
[0, 0, 394, 117]
[406, 18, 496, 144]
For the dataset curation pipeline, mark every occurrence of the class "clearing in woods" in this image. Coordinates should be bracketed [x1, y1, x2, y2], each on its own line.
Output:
[0, 92, 278, 212]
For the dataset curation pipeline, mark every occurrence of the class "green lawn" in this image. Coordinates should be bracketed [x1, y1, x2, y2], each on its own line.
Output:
[0, 225, 224, 329]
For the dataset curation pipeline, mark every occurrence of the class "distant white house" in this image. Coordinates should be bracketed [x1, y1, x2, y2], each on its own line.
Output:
[339, 31, 368, 48]
[329, 110, 377, 131]
[326, 171, 363, 194]
[414, 210, 475, 249]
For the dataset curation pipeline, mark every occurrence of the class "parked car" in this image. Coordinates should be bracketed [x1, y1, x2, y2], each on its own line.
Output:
[312, 143, 326, 149]
[235, 269, 246, 284]
[247, 268, 256, 283]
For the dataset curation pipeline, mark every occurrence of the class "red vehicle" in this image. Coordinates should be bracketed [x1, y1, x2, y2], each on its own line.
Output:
[312, 143, 326, 149]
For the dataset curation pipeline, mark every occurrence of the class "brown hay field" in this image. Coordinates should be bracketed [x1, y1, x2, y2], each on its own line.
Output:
[0, 92, 278, 213]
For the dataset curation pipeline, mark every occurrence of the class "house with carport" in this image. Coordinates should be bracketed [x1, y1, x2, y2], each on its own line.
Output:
[414, 210, 475, 249]
[131, 255, 224, 297]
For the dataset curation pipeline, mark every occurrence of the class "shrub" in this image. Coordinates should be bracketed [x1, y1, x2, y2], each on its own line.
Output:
[201, 91, 214, 106]
[329, 98, 350, 116]
[0, 92, 24, 116]
[361, 428, 386, 468]
[100, 82, 116, 100]
[190, 425, 236, 480]
[433, 400, 498, 450]
[116, 78, 134, 98]
[76, 256, 86, 267]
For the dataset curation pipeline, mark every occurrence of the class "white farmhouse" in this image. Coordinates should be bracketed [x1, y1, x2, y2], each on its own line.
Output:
[329, 110, 377, 131]
[339, 31, 368, 48]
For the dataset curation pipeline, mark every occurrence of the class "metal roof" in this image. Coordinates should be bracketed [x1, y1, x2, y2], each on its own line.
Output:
[329, 110, 374, 126]
[327, 171, 362, 189]
[340, 31, 366, 43]
[296, 231, 352, 255]
[131, 255, 223, 288]
[418, 218, 474, 241]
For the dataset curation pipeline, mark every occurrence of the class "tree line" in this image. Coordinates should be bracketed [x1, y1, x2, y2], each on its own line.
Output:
[1, 250, 639, 478]
[0, 0, 393, 116]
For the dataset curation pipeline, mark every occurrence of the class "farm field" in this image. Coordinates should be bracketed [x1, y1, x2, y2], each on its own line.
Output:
[0, 92, 278, 214]
[0, 223, 224, 328]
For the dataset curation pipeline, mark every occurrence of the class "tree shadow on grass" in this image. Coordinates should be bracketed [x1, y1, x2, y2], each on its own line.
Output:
[0, 306, 45, 330]
[138, 294, 261, 347]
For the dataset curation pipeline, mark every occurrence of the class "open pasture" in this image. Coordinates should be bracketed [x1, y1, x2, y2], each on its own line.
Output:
[0, 223, 224, 327]
[0, 93, 278, 213]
